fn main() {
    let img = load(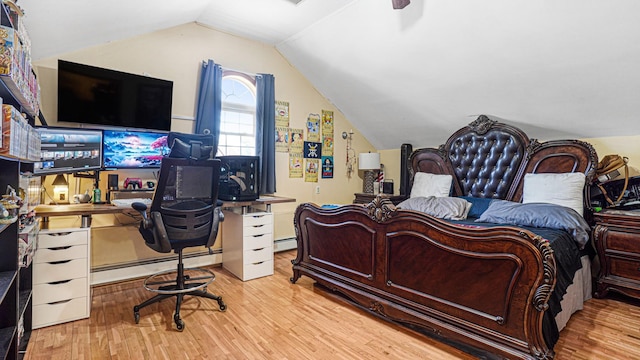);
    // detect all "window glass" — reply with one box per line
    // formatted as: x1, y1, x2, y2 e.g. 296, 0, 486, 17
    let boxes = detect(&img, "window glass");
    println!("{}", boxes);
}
218, 74, 256, 156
